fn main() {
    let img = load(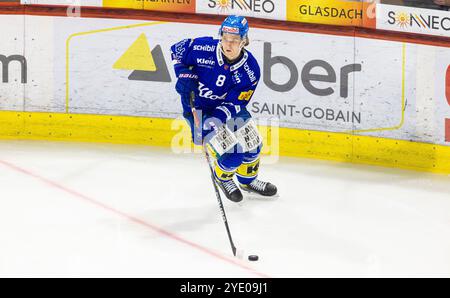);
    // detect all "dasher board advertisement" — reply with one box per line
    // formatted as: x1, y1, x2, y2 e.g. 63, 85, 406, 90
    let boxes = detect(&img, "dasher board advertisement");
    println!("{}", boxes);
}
377, 4, 450, 38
